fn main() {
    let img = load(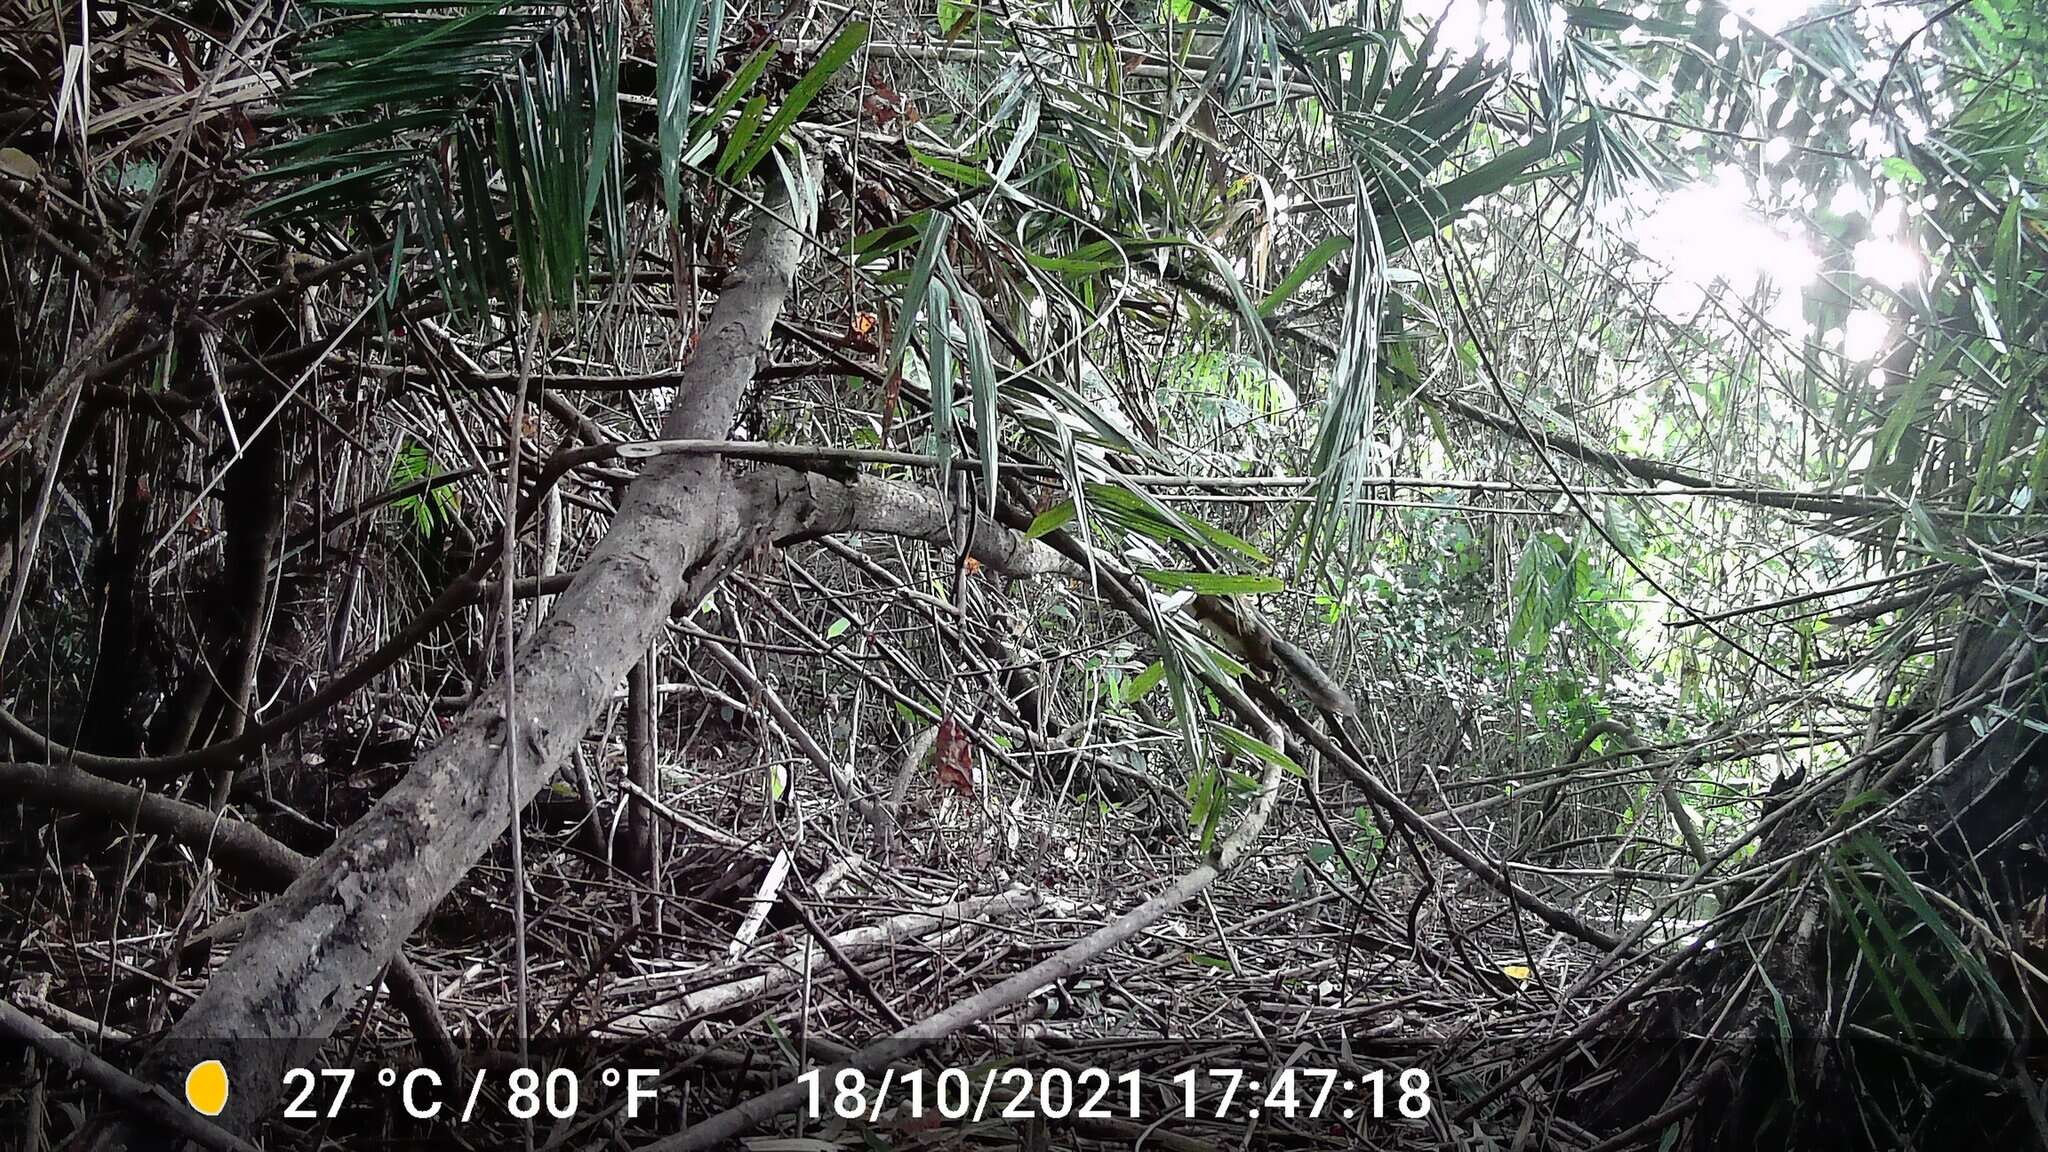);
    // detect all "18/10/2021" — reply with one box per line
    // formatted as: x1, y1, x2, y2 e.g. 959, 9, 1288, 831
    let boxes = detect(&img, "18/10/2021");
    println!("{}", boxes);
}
798, 1065, 1435, 1123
